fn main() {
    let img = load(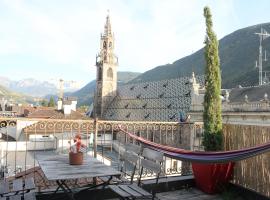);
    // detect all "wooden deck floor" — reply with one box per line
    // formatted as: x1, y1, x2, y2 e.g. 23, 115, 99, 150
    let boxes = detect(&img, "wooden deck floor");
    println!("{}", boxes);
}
156, 188, 221, 200
109, 188, 222, 200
